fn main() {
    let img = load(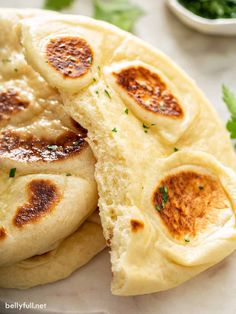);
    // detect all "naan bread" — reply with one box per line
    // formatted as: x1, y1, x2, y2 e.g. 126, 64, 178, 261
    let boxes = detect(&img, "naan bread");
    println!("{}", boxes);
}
19, 14, 236, 295
0, 211, 105, 289
0, 9, 102, 269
